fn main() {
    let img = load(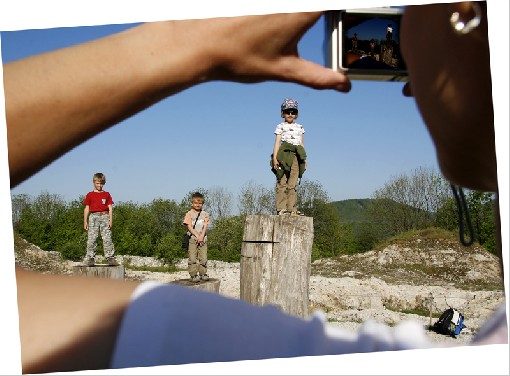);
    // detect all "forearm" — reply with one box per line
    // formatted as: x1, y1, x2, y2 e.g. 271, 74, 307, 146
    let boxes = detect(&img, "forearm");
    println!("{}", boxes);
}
5, 12, 350, 187
5, 21, 213, 187
200, 225, 208, 239
83, 207, 89, 227
187, 224, 198, 237
273, 135, 281, 162
16, 267, 139, 374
